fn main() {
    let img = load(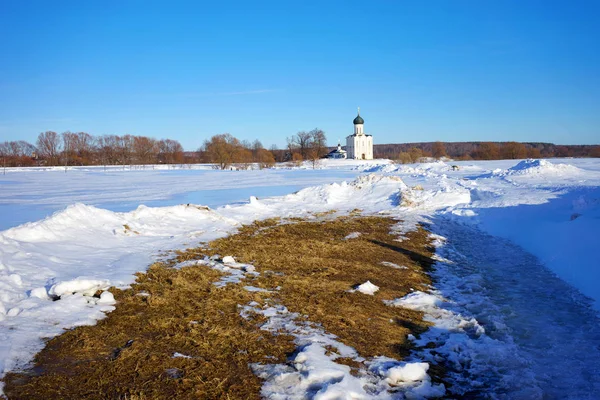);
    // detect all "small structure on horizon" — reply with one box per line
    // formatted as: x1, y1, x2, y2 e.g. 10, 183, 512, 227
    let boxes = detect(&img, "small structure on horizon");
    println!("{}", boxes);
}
346, 108, 373, 160
326, 141, 348, 159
